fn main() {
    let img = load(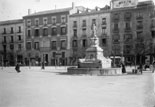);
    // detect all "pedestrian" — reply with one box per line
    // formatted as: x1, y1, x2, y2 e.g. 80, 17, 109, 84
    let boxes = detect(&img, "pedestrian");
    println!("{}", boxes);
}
41, 62, 45, 69
138, 63, 143, 74
121, 62, 126, 73
15, 63, 21, 73
152, 61, 155, 73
